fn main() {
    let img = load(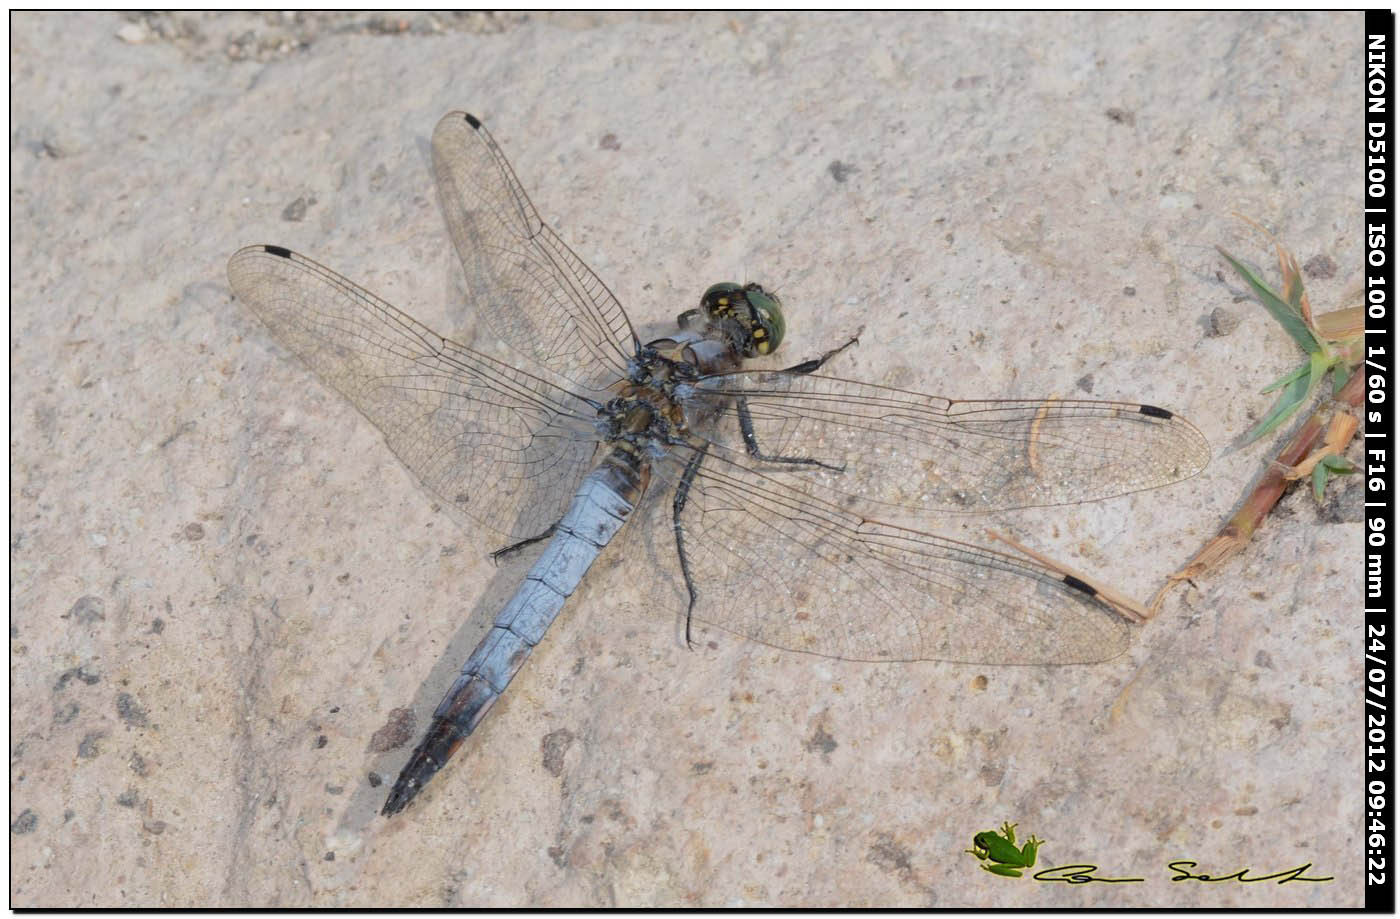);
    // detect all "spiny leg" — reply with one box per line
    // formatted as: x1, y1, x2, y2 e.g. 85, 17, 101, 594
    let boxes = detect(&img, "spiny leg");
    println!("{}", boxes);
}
737, 397, 845, 472
672, 444, 708, 649
779, 326, 863, 375
489, 523, 557, 565
735, 327, 860, 472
